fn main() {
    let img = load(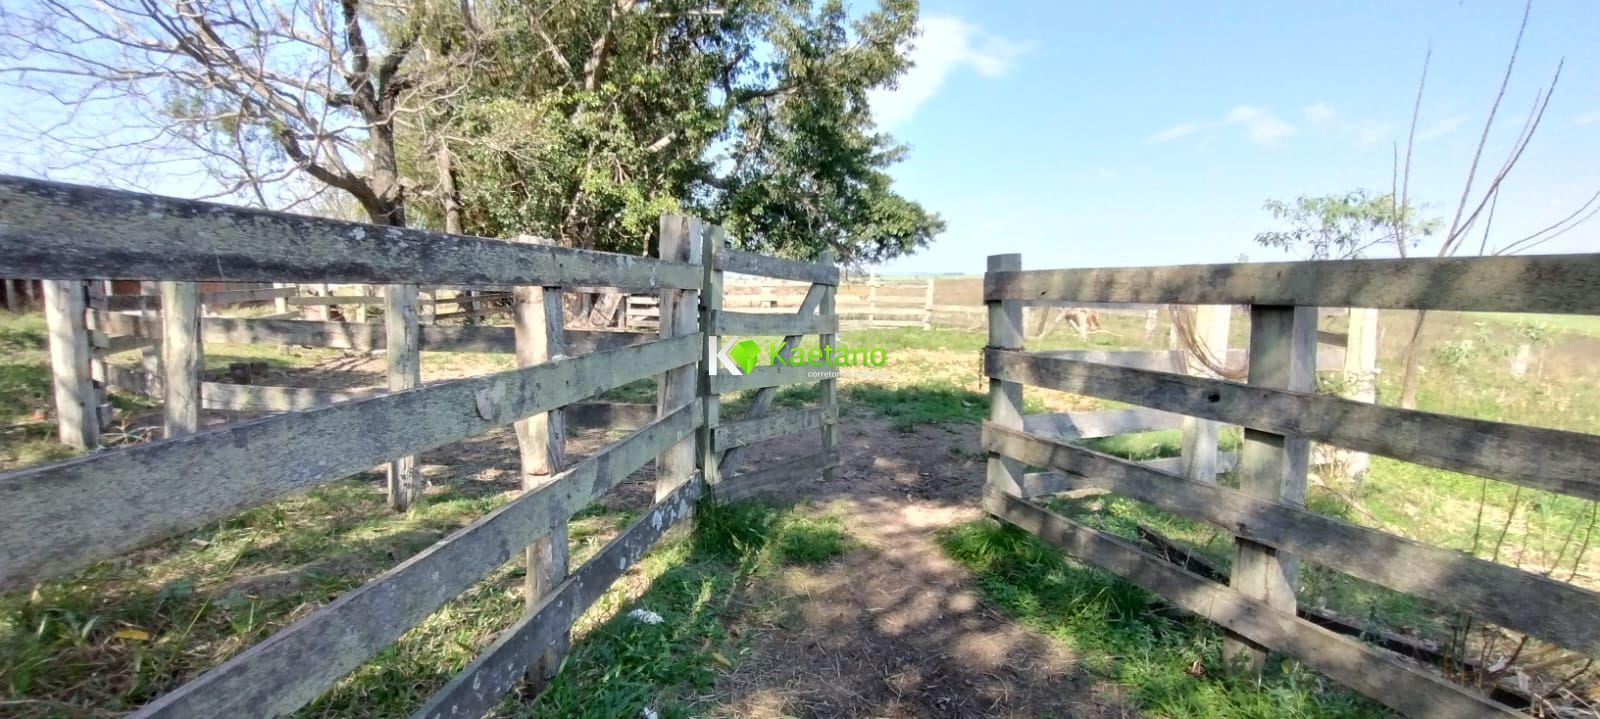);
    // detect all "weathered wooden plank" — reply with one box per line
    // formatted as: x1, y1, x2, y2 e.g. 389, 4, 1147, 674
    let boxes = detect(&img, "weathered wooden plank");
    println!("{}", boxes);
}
713, 406, 837, 451
712, 309, 837, 336
1021, 407, 1186, 441
985, 349, 1600, 502
716, 283, 828, 477
983, 488, 1518, 718
285, 294, 389, 307
1019, 452, 1241, 497
1035, 348, 1347, 373
981, 422, 1600, 657
983, 253, 1600, 314
104, 363, 155, 395
708, 361, 817, 394
715, 248, 840, 286
1227, 305, 1315, 668
43, 280, 98, 449
817, 250, 840, 483
105, 286, 297, 311
199, 383, 382, 412
655, 216, 702, 501
129, 402, 700, 719
511, 233, 569, 685
0, 176, 702, 290
986, 254, 1025, 497
0, 334, 701, 590
699, 230, 727, 489
386, 283, 422, 511
412, 473, 702, 719
97, 315, 646, 356
160, 282, 202, 437
717, 449, 839, 503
